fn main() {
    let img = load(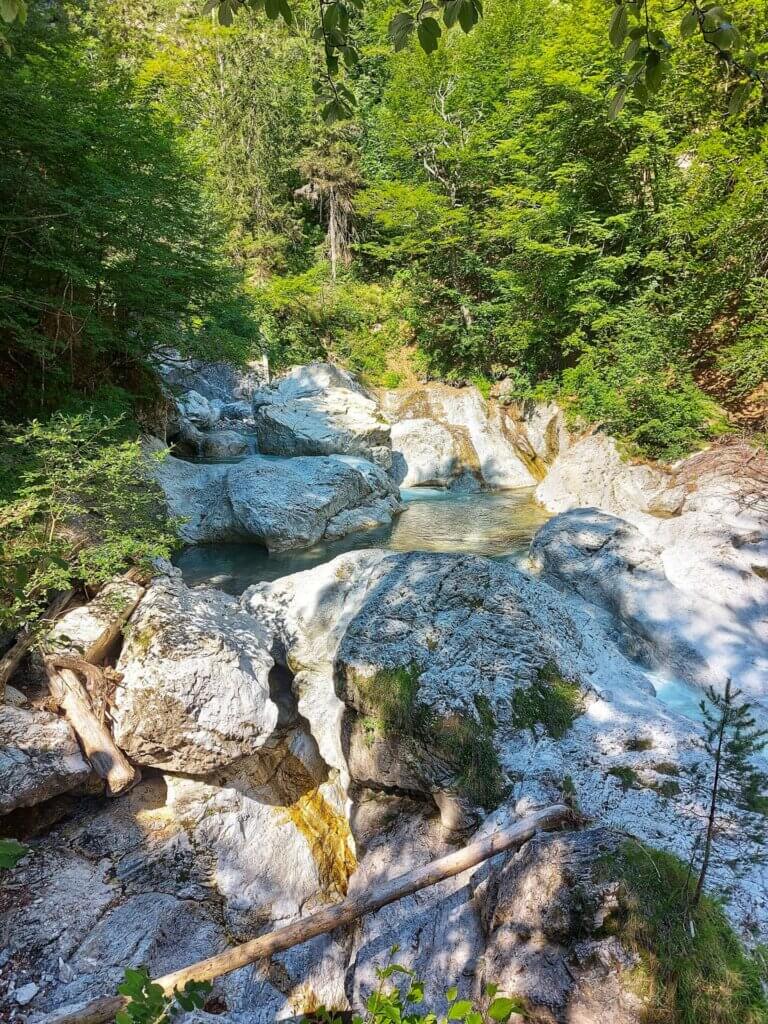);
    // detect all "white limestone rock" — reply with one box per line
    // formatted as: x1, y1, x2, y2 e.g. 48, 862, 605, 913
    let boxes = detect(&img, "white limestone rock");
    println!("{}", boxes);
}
380, 384, 538, 489
178, 390, 223, 430
112, 575, 278, 773
198, 429, 249, 460
536, 434, 684, 519
534, 437, 768, 705
244, 549, 768, 941
151, 447, 403, 549
0, 704, 90, 814
253, 362, 391, 459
